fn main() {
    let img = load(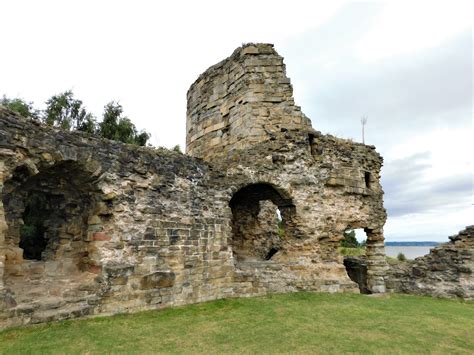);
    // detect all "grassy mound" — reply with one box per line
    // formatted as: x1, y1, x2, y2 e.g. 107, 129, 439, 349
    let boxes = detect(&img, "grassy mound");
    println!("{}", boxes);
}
1, 293, 473, 354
